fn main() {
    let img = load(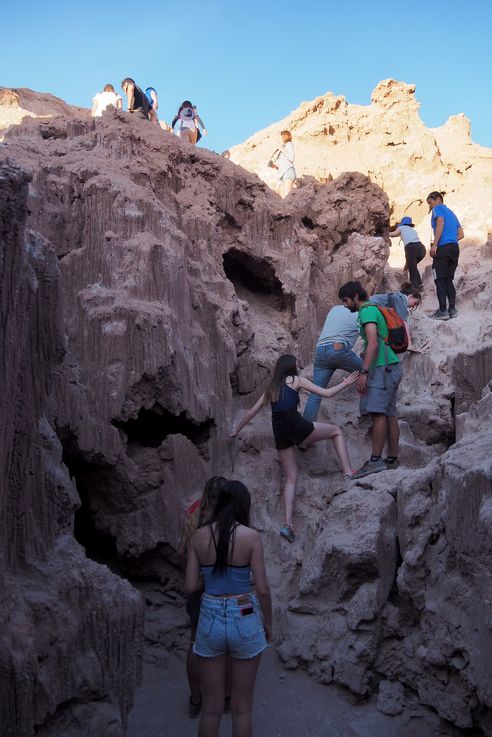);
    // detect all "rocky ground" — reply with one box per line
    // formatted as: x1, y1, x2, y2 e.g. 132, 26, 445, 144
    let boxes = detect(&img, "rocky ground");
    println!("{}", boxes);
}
1, 98, 491, 736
